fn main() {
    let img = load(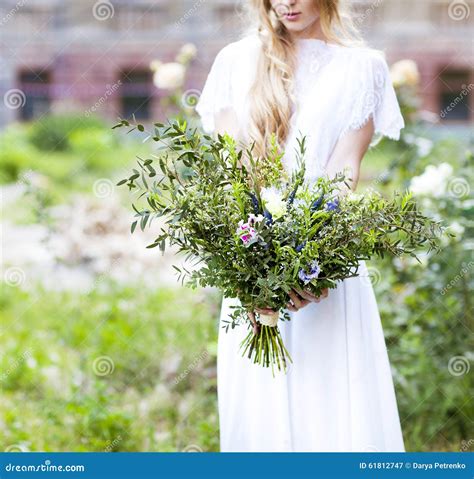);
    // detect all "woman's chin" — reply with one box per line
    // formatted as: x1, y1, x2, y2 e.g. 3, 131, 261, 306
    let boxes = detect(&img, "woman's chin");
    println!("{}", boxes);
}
283, 21, 319, 35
